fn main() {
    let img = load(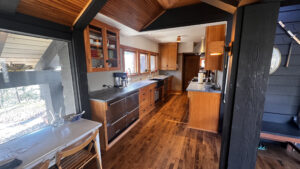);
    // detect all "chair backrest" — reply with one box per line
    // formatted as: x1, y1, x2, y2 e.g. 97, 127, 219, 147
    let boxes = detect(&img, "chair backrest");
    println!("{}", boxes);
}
56, 129, 99, 167
32, 160, 50, 169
